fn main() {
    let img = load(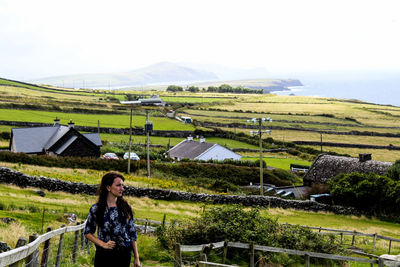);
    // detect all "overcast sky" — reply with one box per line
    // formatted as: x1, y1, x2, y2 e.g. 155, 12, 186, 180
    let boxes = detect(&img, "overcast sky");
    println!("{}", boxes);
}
1, 0, 399, 80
